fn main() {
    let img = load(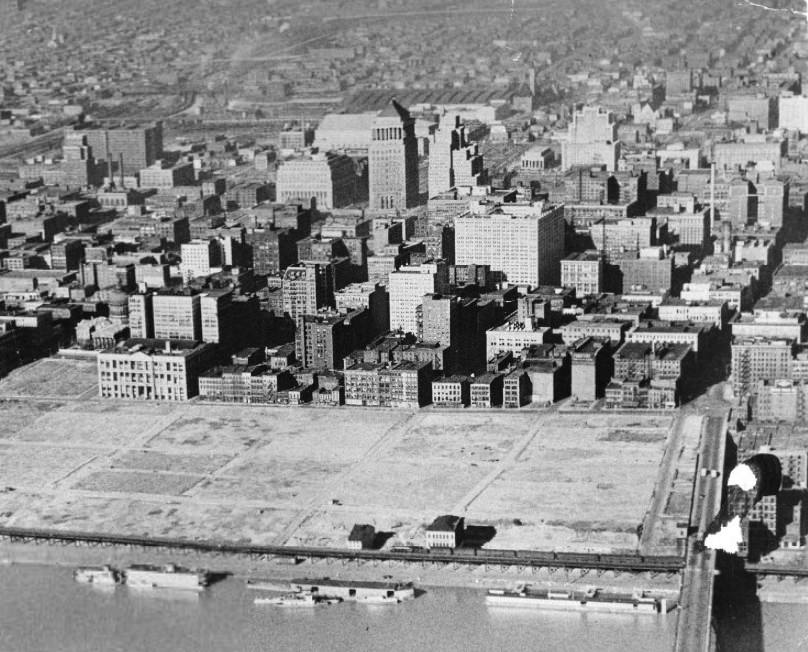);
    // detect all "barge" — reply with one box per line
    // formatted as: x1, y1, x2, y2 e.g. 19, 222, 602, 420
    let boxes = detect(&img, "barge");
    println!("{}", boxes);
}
290, 577, 415, 603
124, 564, 210, 591
74, 565, 120, 586
486, 586, 671, 614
